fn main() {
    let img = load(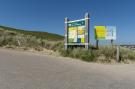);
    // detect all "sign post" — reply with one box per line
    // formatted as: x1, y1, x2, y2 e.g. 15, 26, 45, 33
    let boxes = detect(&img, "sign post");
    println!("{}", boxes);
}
95, 26, 116, 47
85, 13, 90, 49
64, 17, 68, 50
64, 13, 90, 50
116, 45, 120, 62
111, 39, 113, 46
106, 26, 116, 46
96, 40, 99, 49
